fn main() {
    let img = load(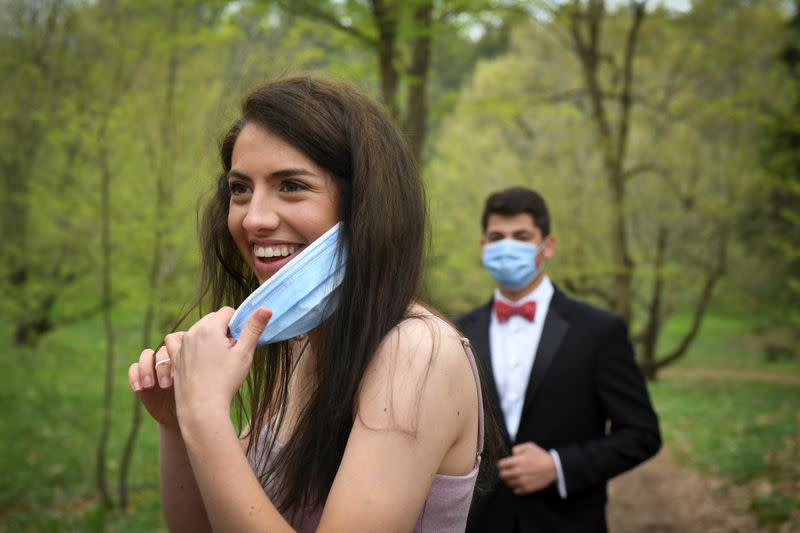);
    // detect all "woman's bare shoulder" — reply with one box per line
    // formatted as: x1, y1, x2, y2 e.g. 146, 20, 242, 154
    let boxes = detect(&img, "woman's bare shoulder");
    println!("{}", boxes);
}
356, 310, 476, 434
